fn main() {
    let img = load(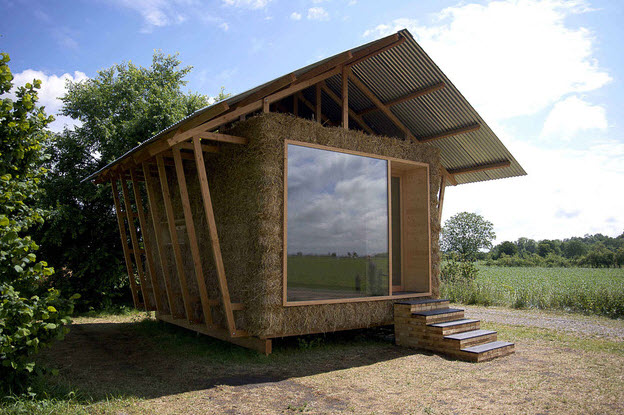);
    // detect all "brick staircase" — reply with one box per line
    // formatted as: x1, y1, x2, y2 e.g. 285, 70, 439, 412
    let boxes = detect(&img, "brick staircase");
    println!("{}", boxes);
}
394, 299, 514, 362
